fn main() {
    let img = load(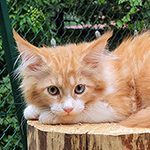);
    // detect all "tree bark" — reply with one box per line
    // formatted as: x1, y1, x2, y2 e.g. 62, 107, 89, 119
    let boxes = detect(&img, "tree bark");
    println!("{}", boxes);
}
27, 120, 150, 150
